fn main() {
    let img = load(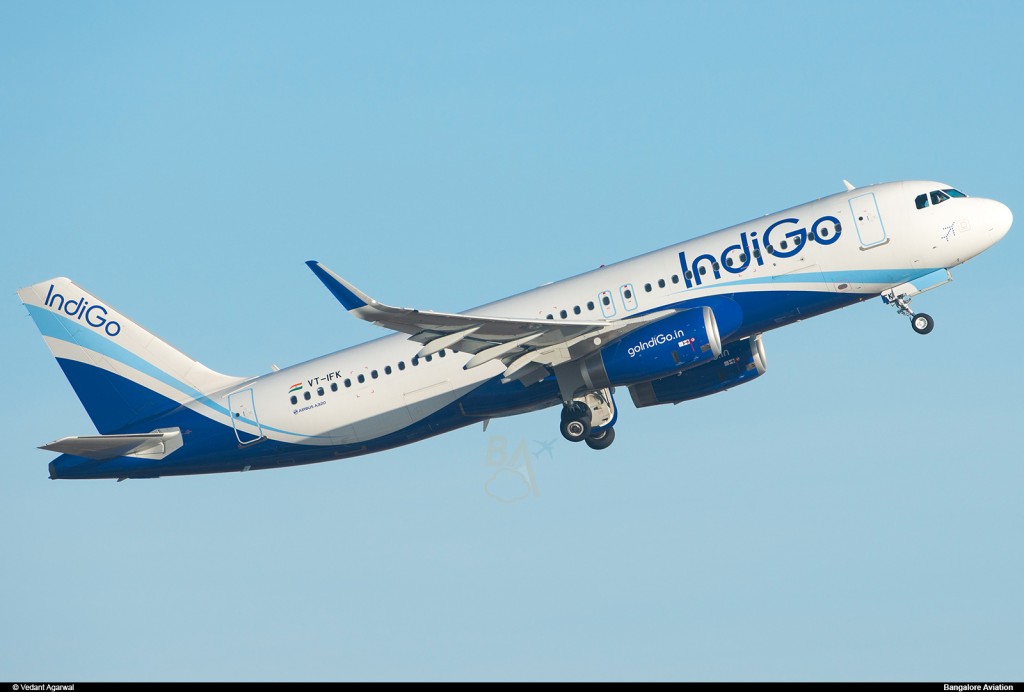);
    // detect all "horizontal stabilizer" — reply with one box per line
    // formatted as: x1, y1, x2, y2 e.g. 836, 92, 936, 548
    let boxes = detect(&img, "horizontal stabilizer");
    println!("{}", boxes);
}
40, 428, 183, 460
